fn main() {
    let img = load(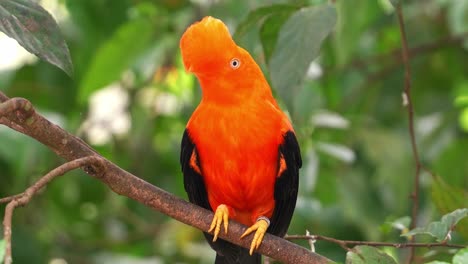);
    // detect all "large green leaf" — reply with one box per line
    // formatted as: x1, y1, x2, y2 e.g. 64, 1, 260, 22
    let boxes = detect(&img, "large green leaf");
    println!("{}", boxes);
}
433, 139, 468, 187
269, 4, 336, 111
0, 0, 73, 76
259, 10, 295, 64
233, 4, 300, 41
428, 248, 468, 264
447, 0, 468, 49
346, 246, 397, 264
78, 17, 155, 102
431, 175, 468, 239
454, 247, 468, 264
402, 208, 468, 241
334, 0, 382, 64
